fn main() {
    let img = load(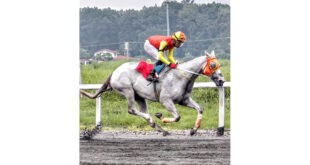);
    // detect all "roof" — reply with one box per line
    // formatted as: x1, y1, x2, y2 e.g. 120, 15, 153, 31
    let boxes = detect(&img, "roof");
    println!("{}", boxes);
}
94, 49, 119, 54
